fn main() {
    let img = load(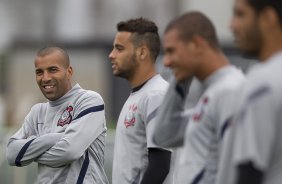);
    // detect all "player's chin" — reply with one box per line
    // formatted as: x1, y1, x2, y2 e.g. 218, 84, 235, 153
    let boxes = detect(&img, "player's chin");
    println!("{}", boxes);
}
173, 71, 185, 81
235, 38, 252, 52
174, 74, 185, 82
113, 70, 120, 76
44, 92, 58, 101
113, 69, 124, 77
178, 74, 194, 83
238, 43, 260, 59
234, 35, 246, 48
112, 67, 118, 75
